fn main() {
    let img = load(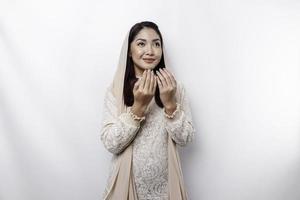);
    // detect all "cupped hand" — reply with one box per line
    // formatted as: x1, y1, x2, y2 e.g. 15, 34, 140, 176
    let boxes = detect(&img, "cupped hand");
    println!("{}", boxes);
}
155, 68, 177, 109
132, 69, 157, 110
